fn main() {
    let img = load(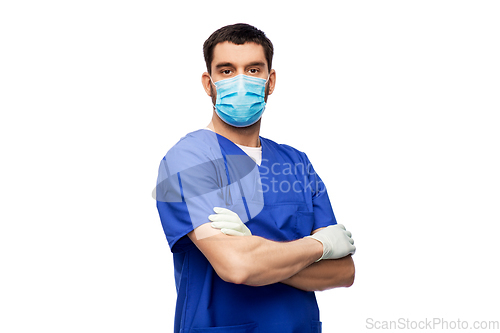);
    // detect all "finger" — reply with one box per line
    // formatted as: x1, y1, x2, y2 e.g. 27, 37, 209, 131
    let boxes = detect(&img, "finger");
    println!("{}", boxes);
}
342, 231, 354, 244
208, 214, 222, 222
350, 244, 356, 255
211, 221, 241, 230
336, 224, 346, 230
221, 228, 244, 236
344, 230, 352, 238
213, 207, 239, 217
208, 214, 240, 223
